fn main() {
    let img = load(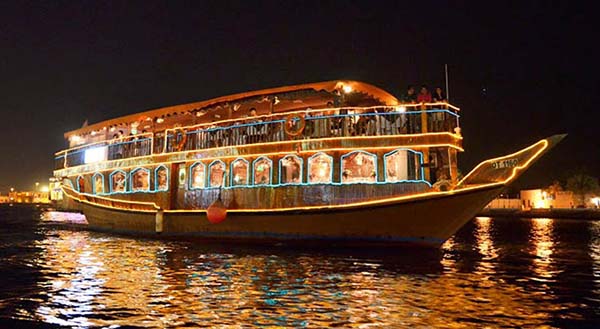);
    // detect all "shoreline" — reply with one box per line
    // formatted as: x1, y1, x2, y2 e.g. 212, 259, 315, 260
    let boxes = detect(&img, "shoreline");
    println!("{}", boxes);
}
478, 208, 600, 220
